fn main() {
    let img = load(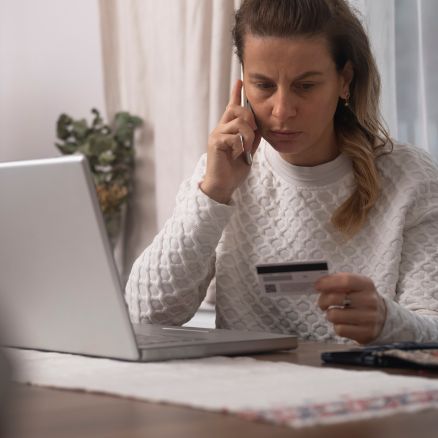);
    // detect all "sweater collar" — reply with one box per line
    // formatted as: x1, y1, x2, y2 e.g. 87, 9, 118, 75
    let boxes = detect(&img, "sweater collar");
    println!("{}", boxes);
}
263, 140, 352, 187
